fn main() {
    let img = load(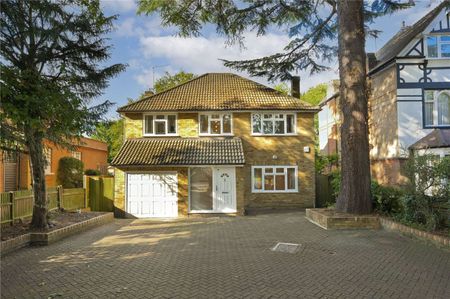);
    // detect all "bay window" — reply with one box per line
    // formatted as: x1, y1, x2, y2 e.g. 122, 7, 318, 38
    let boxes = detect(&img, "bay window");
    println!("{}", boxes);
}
199, 113, 232, 135
252, 113, 296, 135
252, 166, 298, 192
424, 90, 450, 127
426, 35, 450, 58
144, 114, 177, 136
